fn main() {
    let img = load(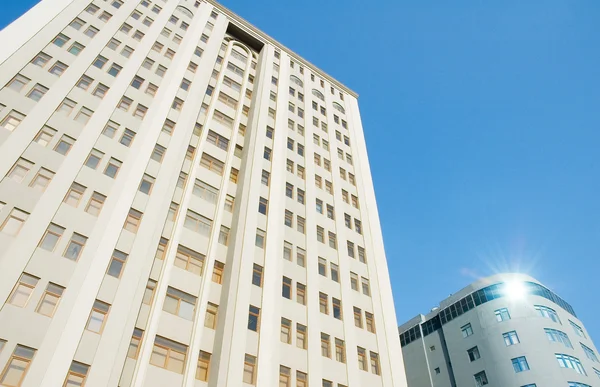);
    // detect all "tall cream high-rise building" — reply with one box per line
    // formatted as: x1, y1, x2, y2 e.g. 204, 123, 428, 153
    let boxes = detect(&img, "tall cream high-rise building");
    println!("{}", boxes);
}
0, 1, 407, 386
